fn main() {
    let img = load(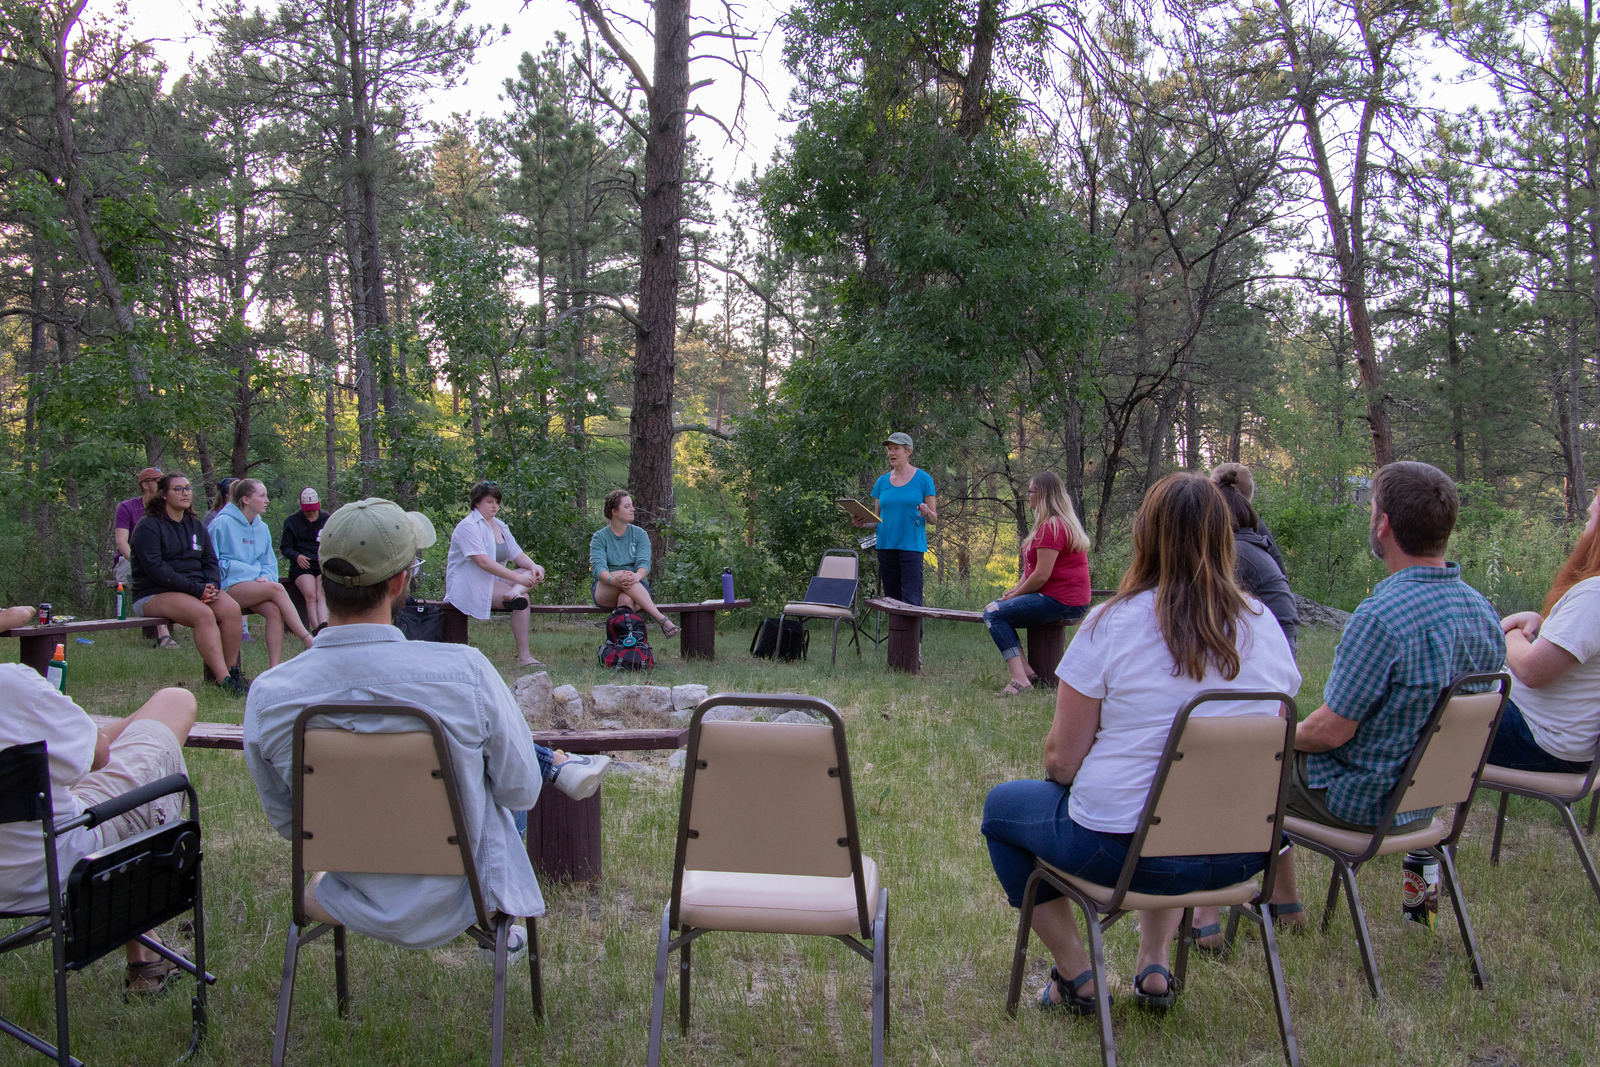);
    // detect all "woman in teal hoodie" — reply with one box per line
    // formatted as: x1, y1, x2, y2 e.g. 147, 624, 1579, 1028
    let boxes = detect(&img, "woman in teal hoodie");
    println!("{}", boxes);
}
208, 479, 314, 667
